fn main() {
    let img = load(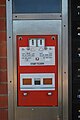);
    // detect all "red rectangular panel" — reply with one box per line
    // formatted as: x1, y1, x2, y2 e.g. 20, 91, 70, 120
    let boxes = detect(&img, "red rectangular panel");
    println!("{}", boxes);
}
17, 35, 58, 106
